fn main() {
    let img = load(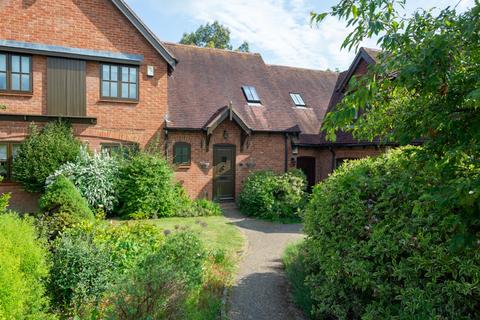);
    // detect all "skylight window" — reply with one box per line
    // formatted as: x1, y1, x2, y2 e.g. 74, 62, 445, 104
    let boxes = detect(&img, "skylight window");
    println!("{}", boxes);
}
290, 93, 306, 107
242, 86, 261, 103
